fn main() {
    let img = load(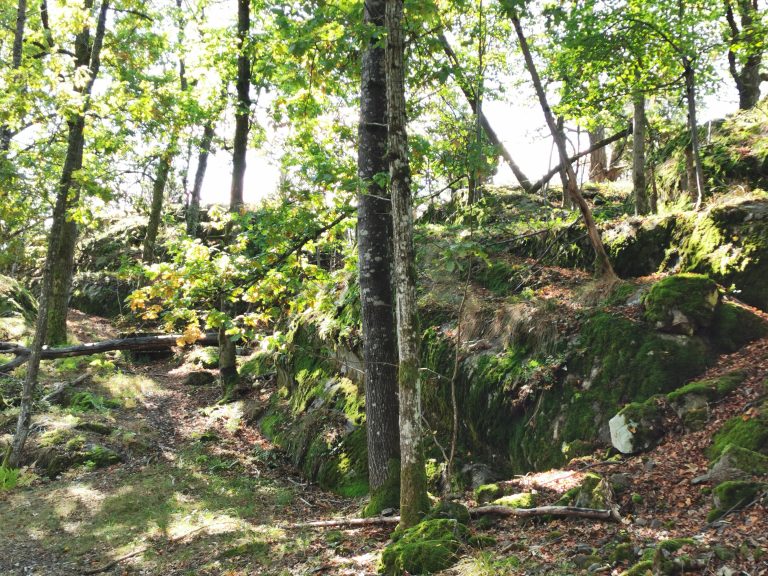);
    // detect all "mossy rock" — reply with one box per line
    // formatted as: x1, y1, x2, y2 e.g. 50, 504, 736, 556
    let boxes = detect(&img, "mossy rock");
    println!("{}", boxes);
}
710, 444, 768, 483
379, 519, 469, 575
574, 472, 612, 509
707, 402, 768, 461
423, 501, 470, 525
0, 275, 37, 323
492, 492, 537, 509
621, 560, 653, 575
708, 480, 767, 521
474, 483, 503, 504
610, 542, 637, 564
604, 215, 677, 278
711, 302, 768, 352
666, 371, 746, 432
643, 274, 719, 335
186, 347, 220, 369
666, 195, 768, 312
609, 399, 667, 454
35, 442, 122, 478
